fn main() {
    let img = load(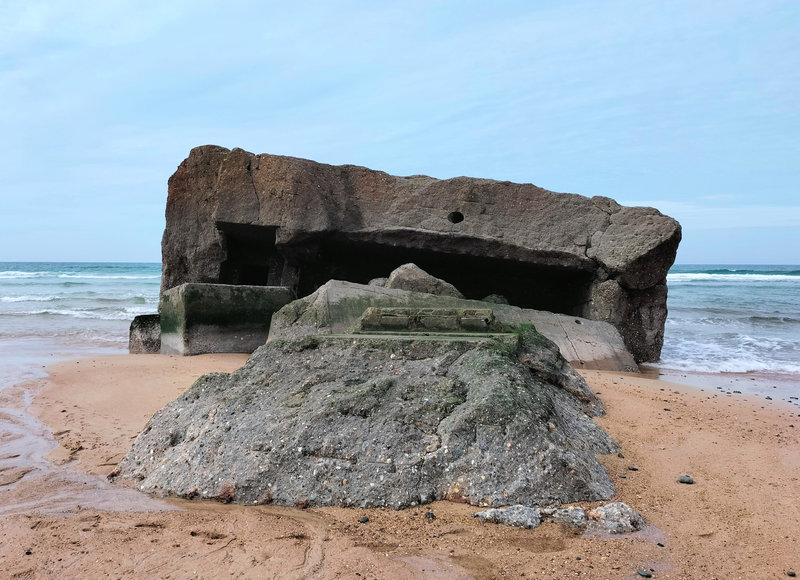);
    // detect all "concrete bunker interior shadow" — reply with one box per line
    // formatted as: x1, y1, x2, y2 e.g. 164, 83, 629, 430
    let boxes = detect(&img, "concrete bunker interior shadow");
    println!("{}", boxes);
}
217, 222, 593, 316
